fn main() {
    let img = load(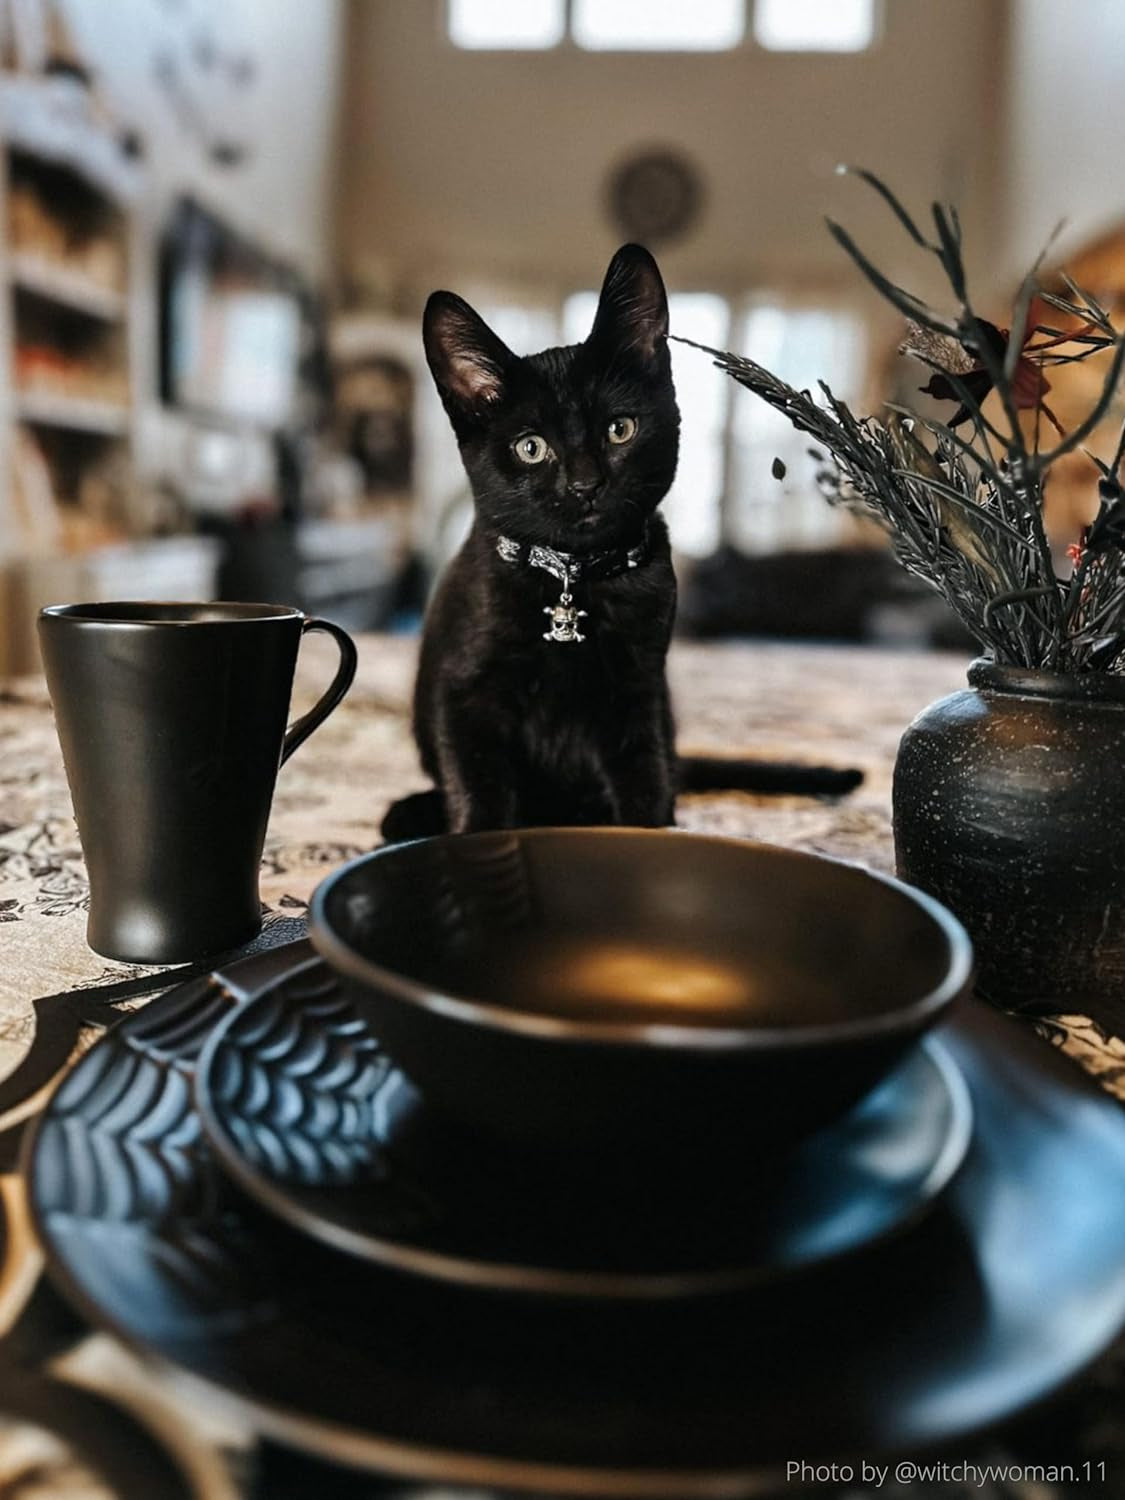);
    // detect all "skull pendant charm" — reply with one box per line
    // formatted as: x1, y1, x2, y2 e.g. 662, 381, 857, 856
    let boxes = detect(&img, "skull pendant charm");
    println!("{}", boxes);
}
543, 592, 587, 644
